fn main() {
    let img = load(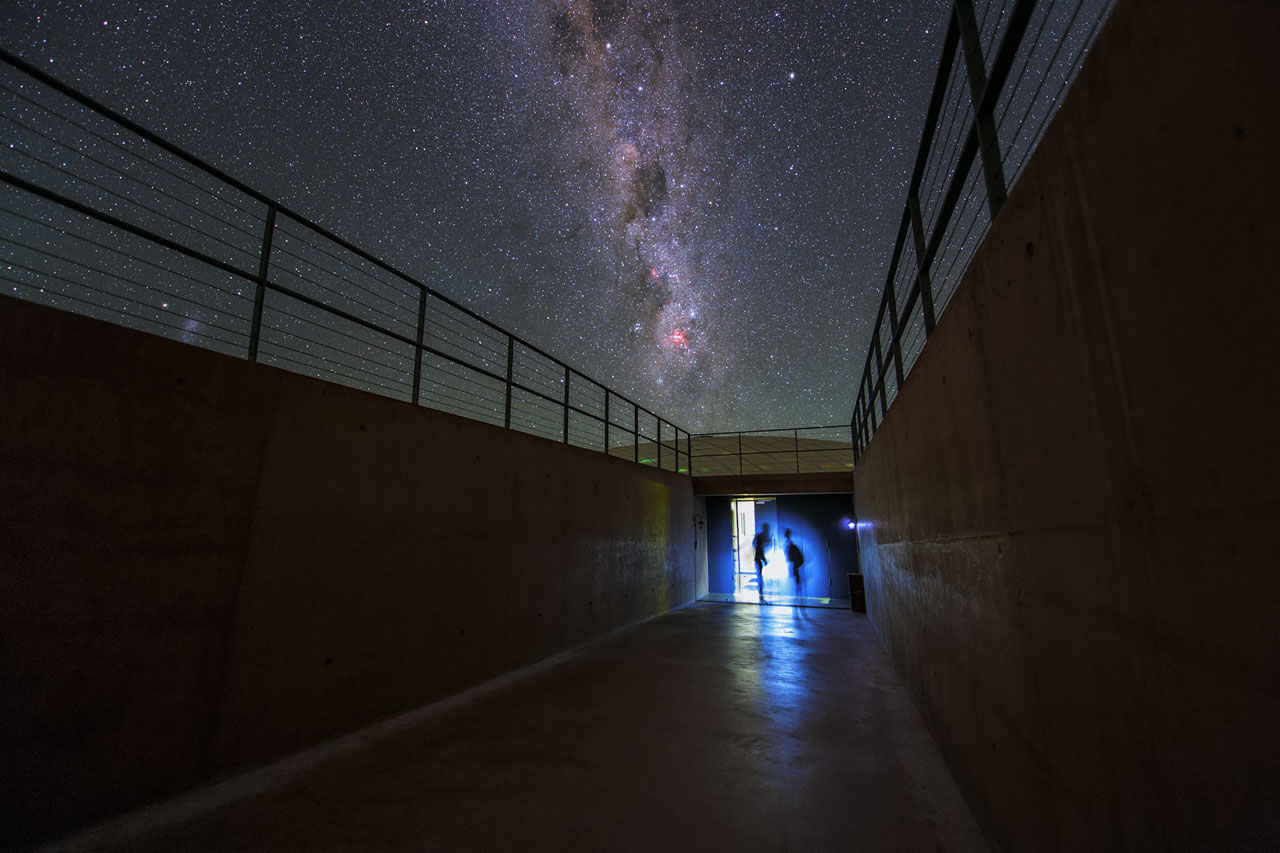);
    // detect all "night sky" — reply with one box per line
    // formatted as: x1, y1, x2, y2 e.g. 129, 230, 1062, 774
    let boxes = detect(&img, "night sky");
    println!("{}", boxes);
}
6, 1, 991, 432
